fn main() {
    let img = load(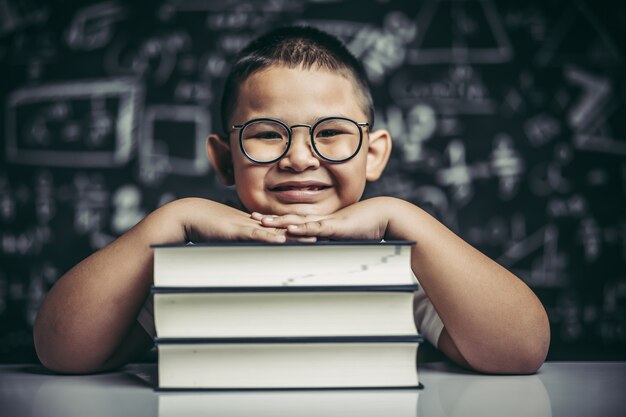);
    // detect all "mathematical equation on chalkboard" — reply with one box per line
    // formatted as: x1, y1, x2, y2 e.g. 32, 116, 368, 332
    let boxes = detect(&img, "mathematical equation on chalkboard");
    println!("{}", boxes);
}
1, 0, 625, 360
